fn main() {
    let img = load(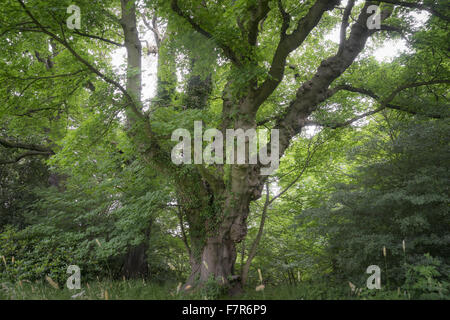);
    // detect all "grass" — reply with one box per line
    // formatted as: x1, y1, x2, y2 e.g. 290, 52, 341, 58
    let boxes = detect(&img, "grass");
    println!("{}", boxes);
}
0, 279, 414, 300
0, 279, 182, 300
